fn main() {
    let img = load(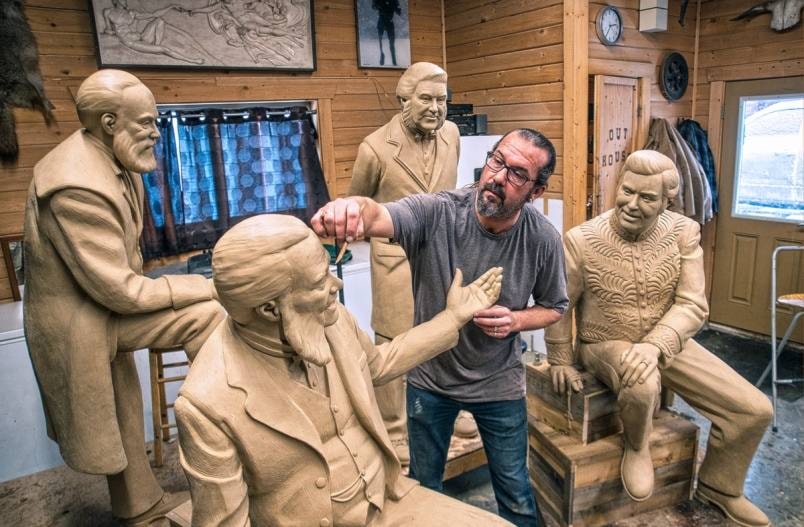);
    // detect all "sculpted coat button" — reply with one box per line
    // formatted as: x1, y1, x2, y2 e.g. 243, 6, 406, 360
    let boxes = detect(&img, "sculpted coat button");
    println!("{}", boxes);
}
319, 519, 331, 527
315, 477, 327, 488
332, 405, 339, 413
